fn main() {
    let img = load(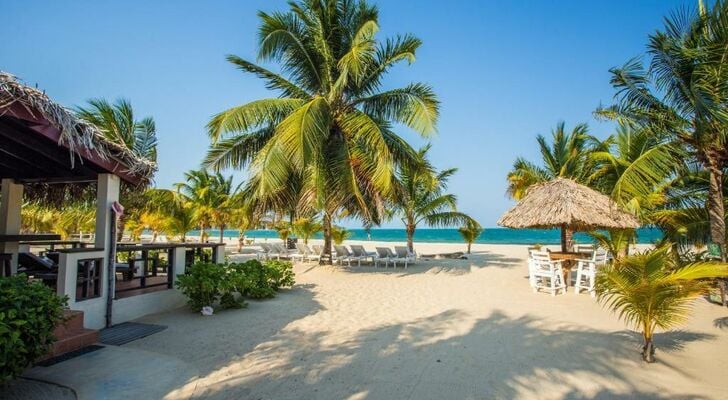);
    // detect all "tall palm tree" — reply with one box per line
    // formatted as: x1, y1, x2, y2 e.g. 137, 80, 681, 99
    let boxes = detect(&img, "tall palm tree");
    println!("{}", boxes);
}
506, 121, 594, 200
203, 0, 438, 263
597, 1, 728, 261
595, 247, 728, 362
393, 145, 476, 253
75, 98, 158, 162
506, 122, 594, 250
175, 170, 238, 243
